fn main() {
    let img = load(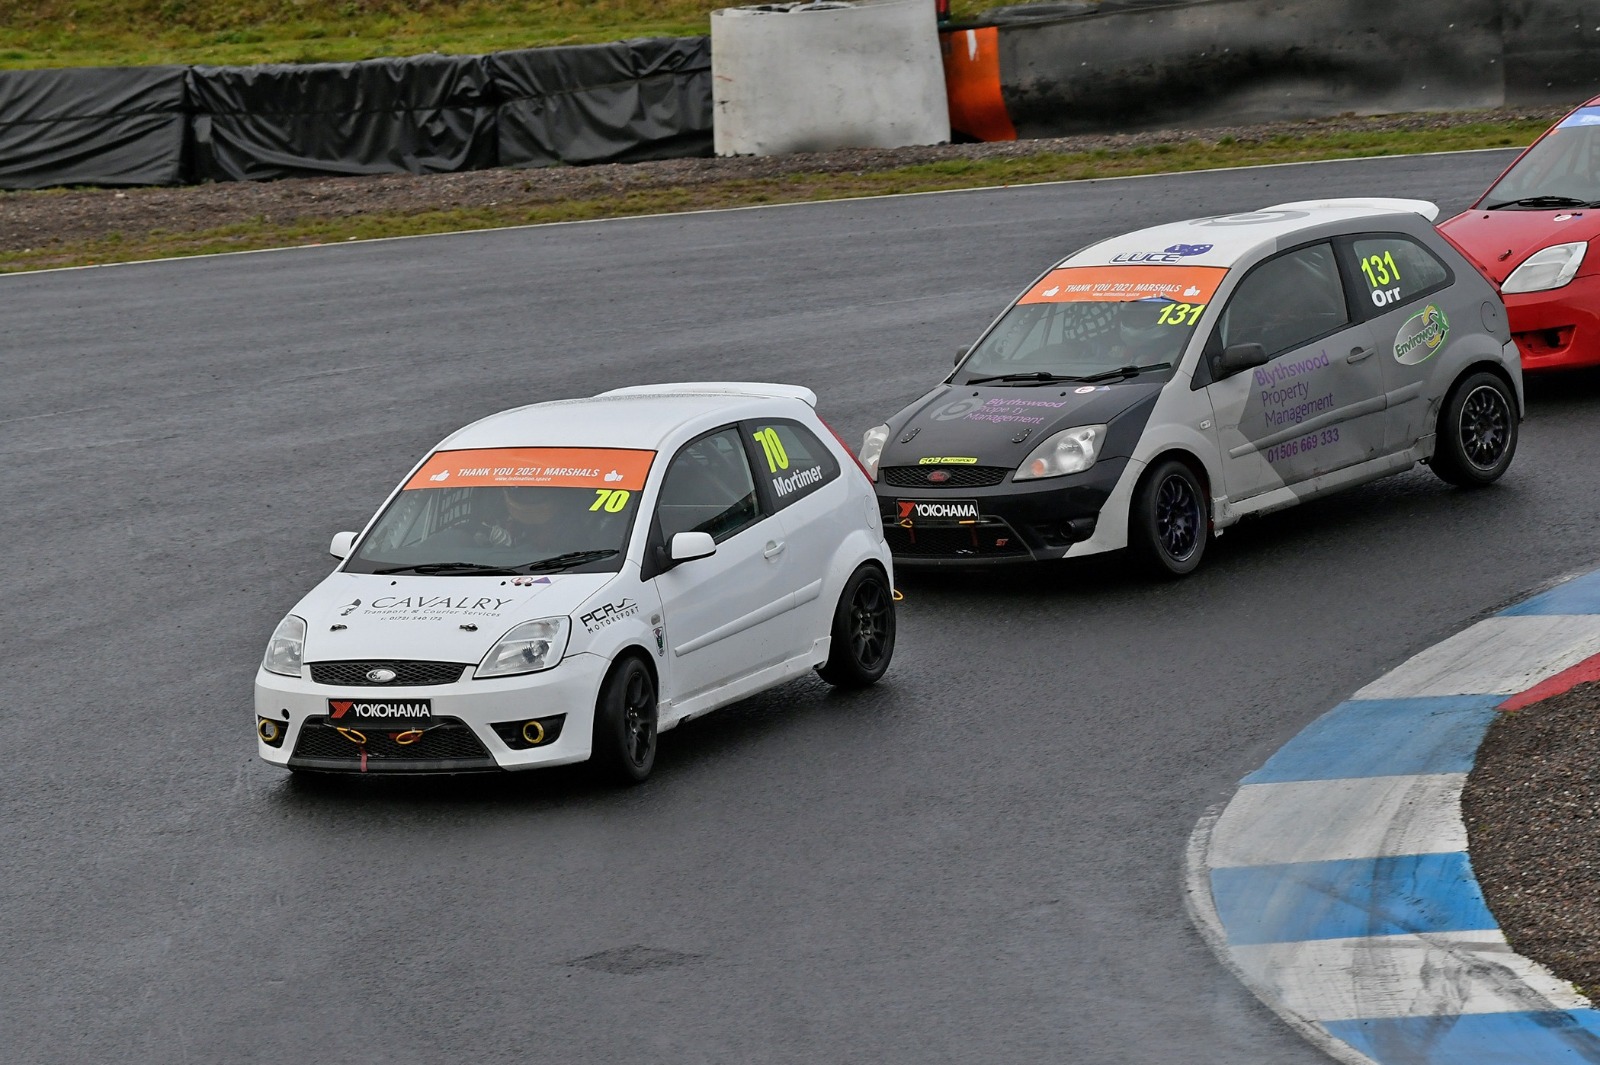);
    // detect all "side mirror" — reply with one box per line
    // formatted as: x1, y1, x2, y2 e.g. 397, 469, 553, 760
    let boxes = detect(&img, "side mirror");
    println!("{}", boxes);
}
669, 531, 716, 564
954, 345, 973, 366
1212, 342, 1269, 379
329, 531, 357, 560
